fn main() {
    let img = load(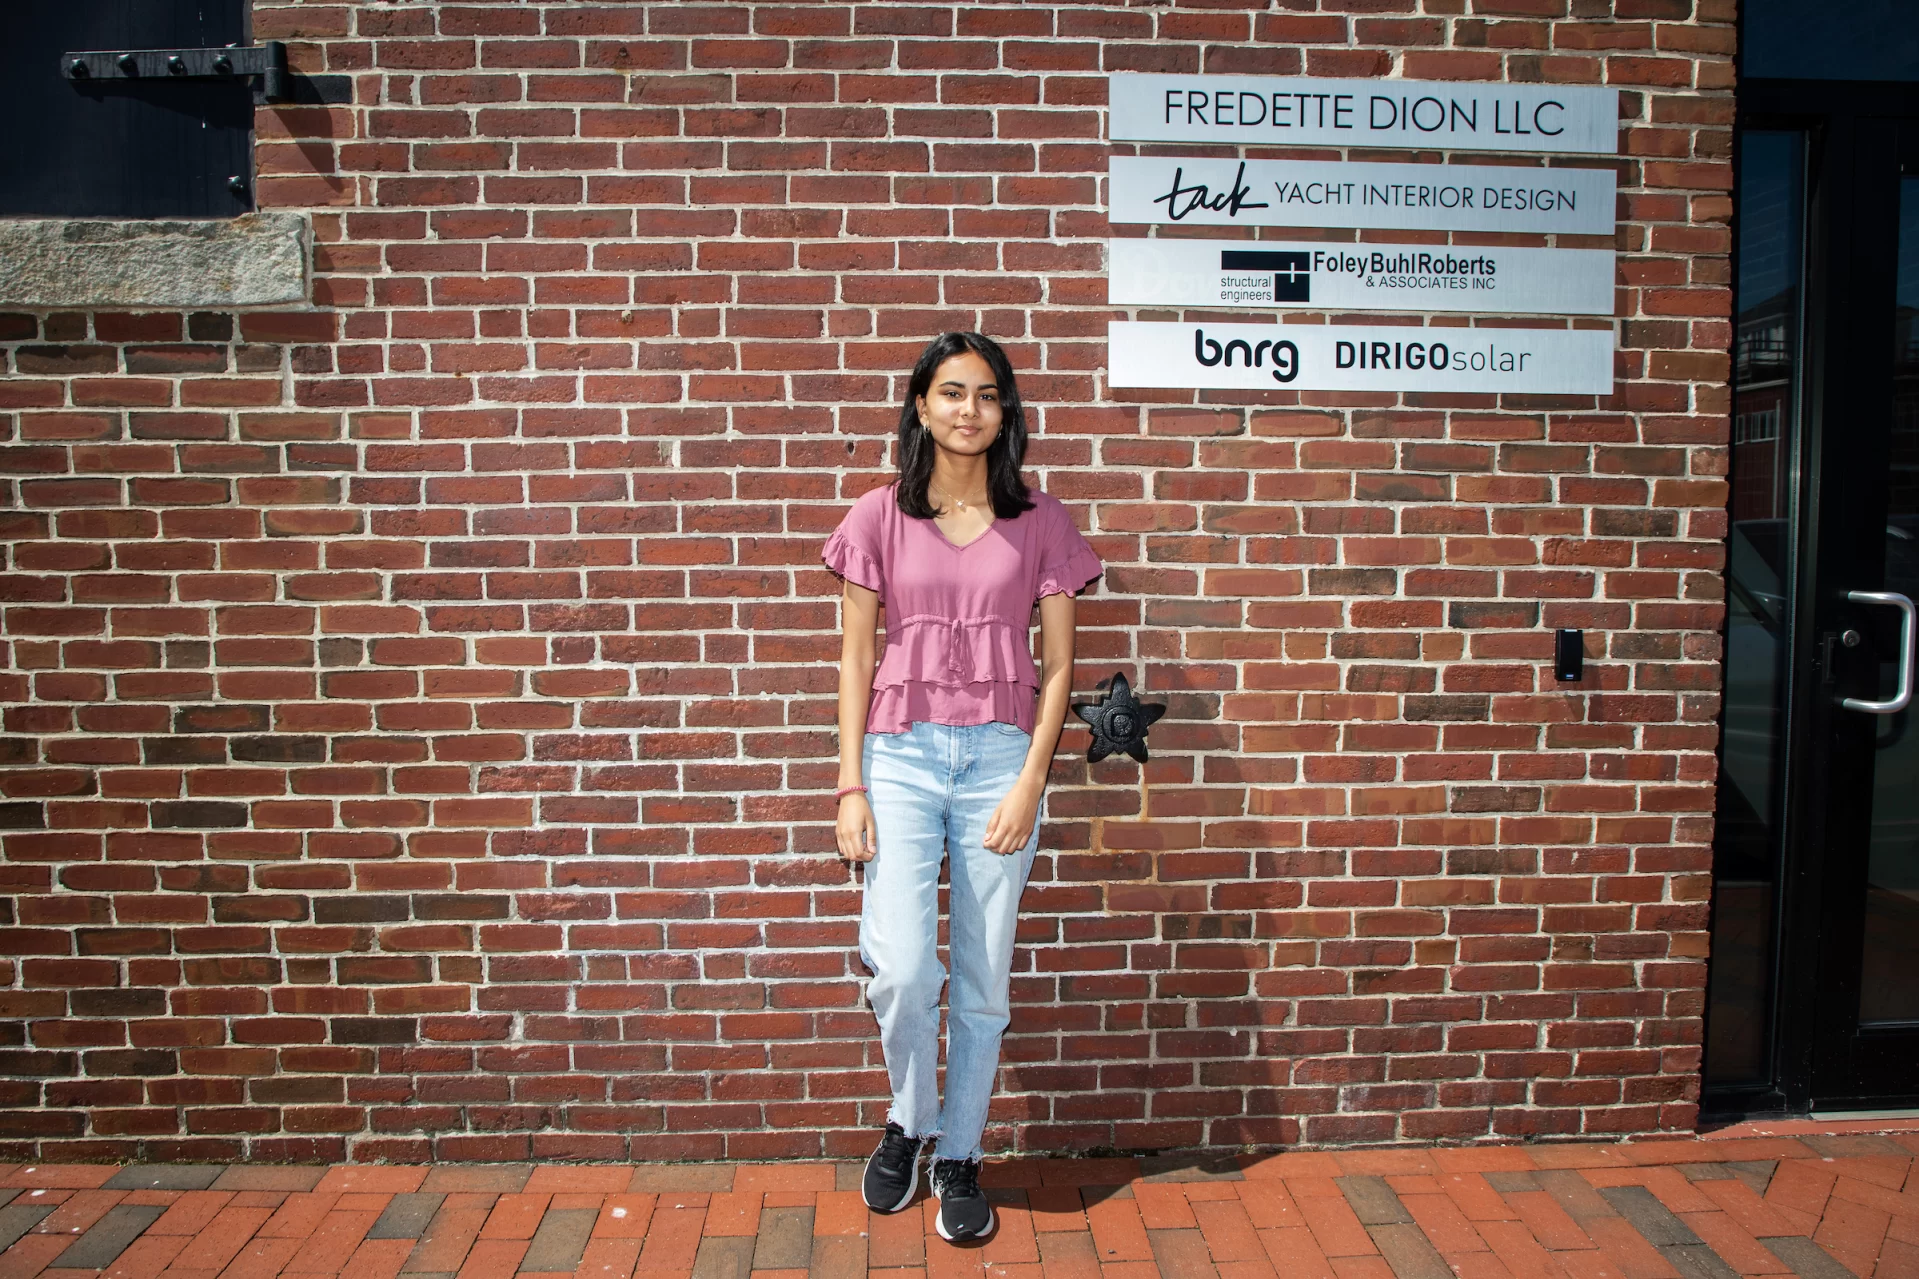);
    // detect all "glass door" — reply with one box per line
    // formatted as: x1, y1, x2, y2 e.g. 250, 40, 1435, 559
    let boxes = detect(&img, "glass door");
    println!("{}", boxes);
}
1815, 119, 1919, 1102
1707, 85, 1919, 1113
1864, 181, 1919, 1031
